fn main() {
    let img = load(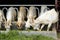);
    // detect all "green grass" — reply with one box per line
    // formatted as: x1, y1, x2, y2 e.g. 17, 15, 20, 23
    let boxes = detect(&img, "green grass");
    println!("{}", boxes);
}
0, 30, 55, 40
